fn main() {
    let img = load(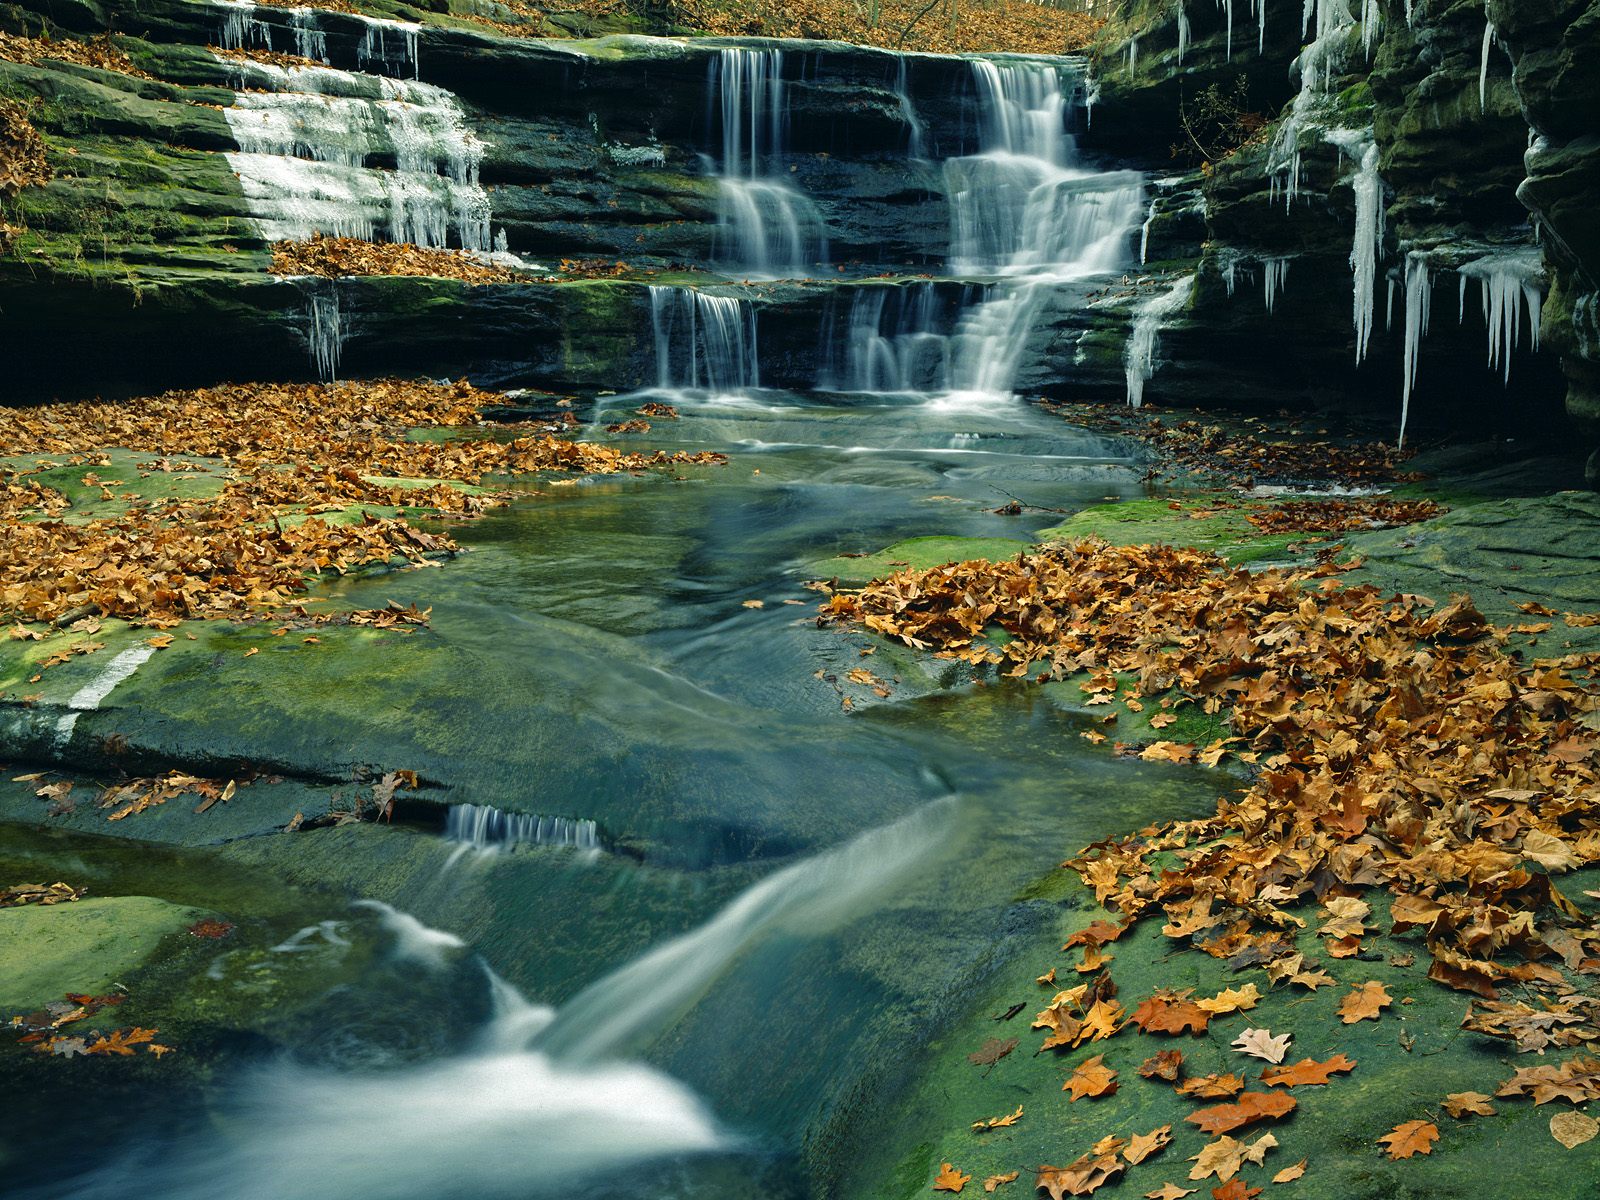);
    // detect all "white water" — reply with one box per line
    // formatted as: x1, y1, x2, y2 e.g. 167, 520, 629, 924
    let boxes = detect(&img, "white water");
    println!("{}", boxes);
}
221, 64, 491, 250
650, 285, 760, 393
1479, 17, 1496, 111
443, 802, 601, 865
44, 804, 950, 1200
893, 58, 927, 159
214, 2, 419, 76
352, 899, 467, 968
1124, 273, 1194, 407
709, 48, 827, 277
835, 60, 1141, 403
